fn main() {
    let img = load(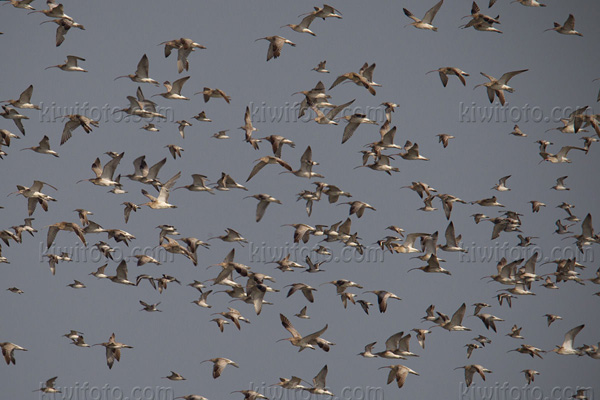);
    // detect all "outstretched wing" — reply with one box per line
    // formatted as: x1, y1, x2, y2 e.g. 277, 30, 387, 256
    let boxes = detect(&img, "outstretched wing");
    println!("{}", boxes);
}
280, 313, 300, 338
136, 54, 150, 78
423, 0, 444, 24
498, 69, 528, 85
450, 303, 467, 327
61, 120, 80, 145
157, 171, 181, 202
